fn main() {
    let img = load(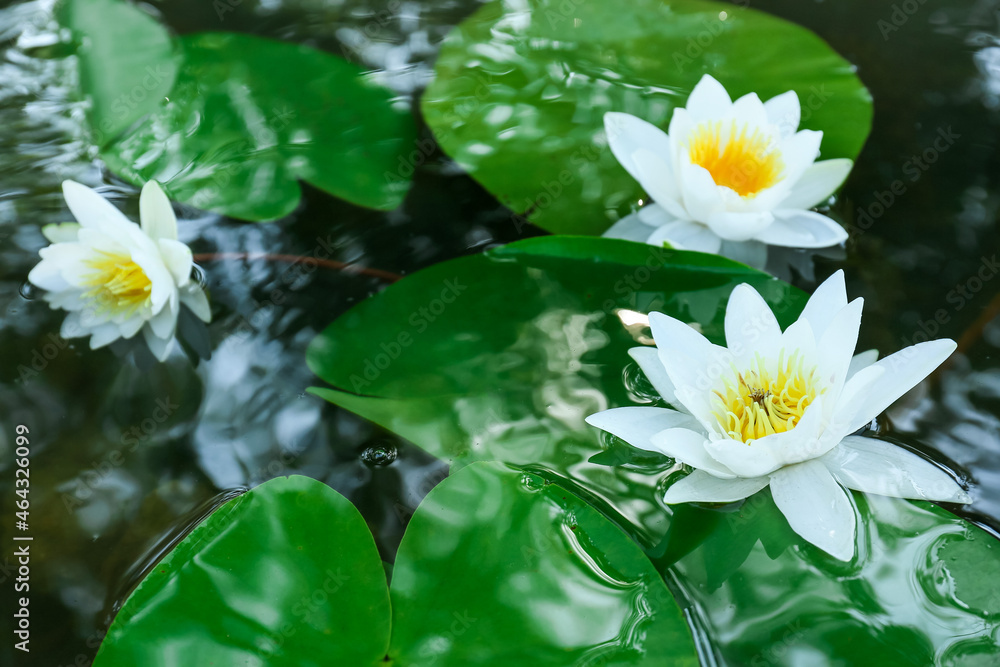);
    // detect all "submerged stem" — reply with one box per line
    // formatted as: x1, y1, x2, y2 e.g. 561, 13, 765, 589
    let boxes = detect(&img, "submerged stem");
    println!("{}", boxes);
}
191, 252, 401, 283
